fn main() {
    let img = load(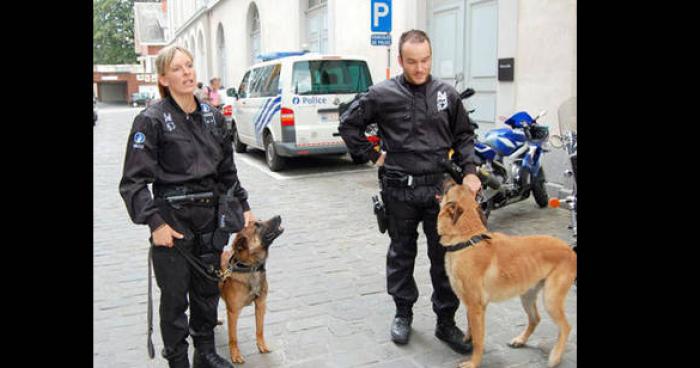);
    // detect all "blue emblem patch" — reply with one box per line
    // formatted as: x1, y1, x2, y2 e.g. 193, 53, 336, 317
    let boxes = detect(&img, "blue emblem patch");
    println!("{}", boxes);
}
292, 96, 300, 105
134, 132, 146, 144
201, 103, 210, 112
